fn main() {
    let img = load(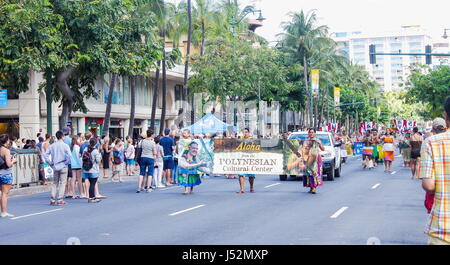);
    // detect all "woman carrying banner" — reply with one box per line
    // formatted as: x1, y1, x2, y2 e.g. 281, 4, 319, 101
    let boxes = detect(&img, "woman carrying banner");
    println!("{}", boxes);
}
288, 140, 322, 194
236, 128, 256, 194
177, 142, 211, 195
